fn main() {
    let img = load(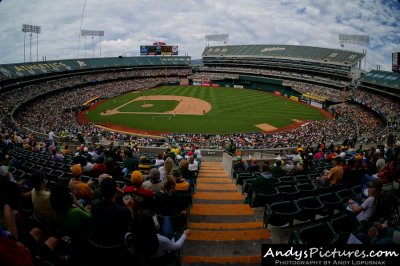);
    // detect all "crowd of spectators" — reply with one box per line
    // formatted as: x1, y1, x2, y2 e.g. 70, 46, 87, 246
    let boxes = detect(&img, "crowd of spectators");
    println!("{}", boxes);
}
0, 66, 399, 151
